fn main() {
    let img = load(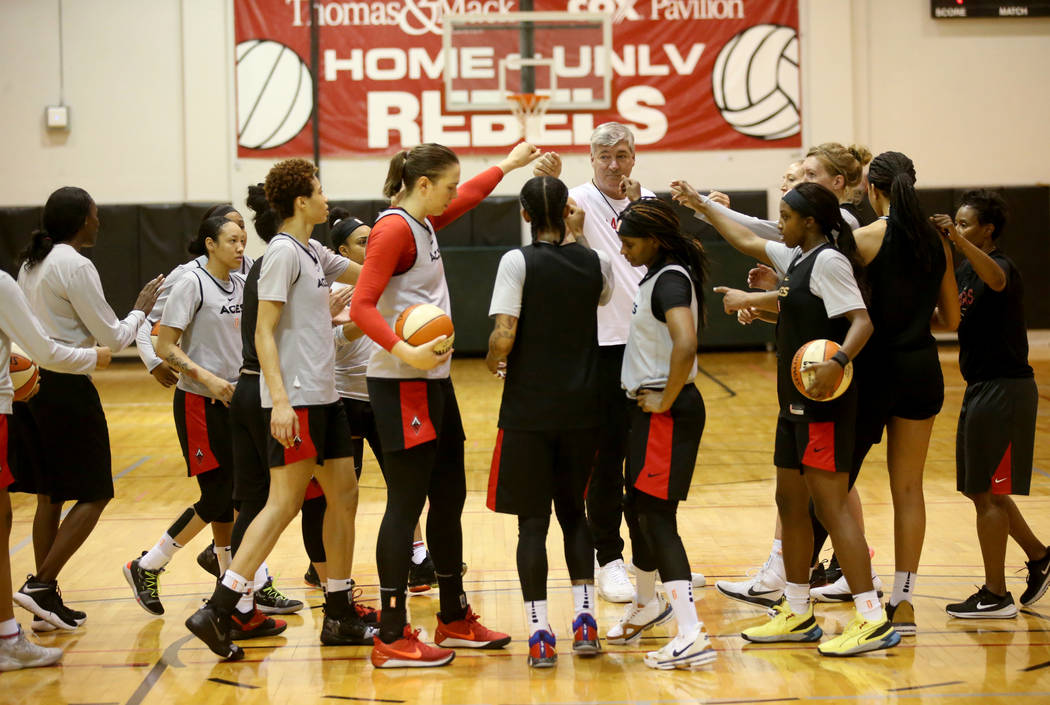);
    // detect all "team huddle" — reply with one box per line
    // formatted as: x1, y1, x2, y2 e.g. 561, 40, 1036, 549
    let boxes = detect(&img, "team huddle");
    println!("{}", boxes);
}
0, 123, 1047, 673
